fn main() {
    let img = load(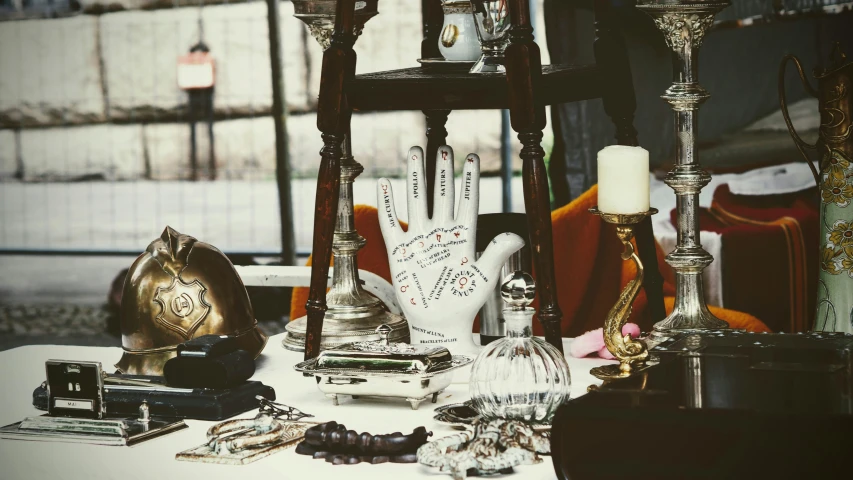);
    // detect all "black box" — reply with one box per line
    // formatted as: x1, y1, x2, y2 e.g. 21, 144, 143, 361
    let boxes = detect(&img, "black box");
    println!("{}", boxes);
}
34, 376, 274, 421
